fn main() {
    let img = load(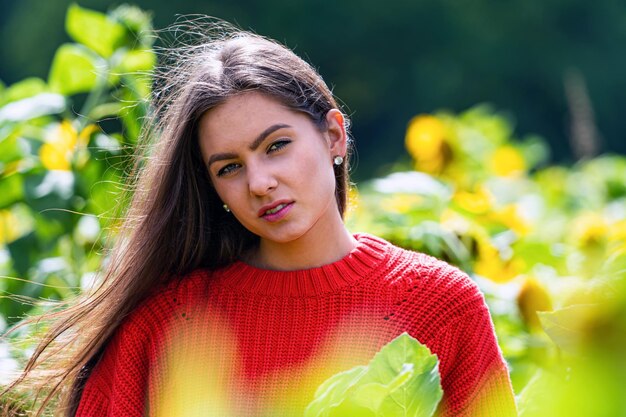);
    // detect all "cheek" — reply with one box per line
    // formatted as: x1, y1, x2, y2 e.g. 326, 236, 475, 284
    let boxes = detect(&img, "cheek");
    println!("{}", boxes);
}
304, 156, 336, 195
212, 181, 235, 205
